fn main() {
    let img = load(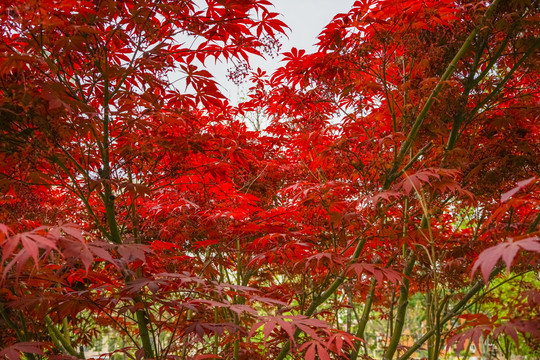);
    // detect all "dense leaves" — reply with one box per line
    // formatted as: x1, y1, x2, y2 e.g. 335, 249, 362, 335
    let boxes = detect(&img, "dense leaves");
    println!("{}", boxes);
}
1, 0, 539, 359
